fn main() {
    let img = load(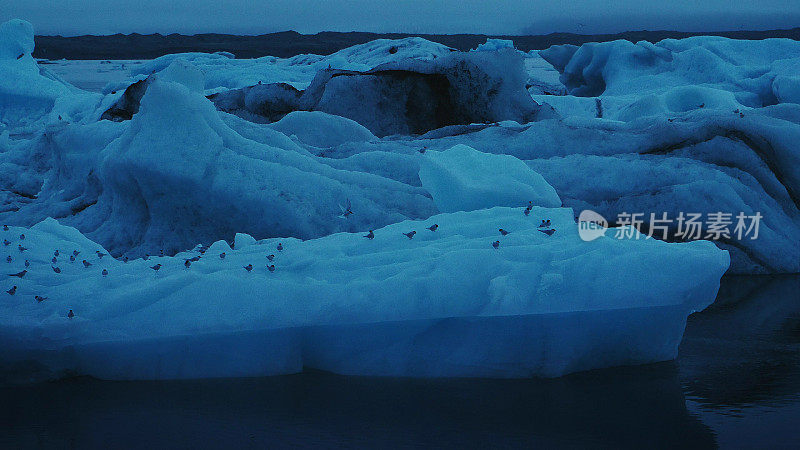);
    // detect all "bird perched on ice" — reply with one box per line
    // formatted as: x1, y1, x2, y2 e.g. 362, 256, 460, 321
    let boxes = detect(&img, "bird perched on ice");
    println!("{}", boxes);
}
277, 243, 283, 252
96, 251, 106, 259
82, 260, 92, 268
339, 199, 354, 218
8, 270, 26, 278
403, 231, 416, 239
18, 244, 26, 252
150, 264, 161, 272
51, 256, 57, 264
5, 256, 11, 263
427, 224, 438, 232
2, 225, 7, 231
499, 229, 509, 236
67, 310, 74, 319
19, 234, 24, 240
54, 250, 59, 257
267, 254, 275, 261
3, 239, 9, 246
364, 231, 374, 240
539, 229, 556, 236
267, 264, 275, 272
102, 269, 108, 277
52, 266, 61, 273
6, 286, 16, 295
69, 255, 76, 262
219, 252, 226, 260
123, 256, 129, 263
524, 207, 531, 216
72, 250, 80, 256
24, 260, 29, 268
244, 264, 253, 272
184, 259, 192, 268
539, 219, 550, 228
35, 295, 47, 302
492, 240, 500, 249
